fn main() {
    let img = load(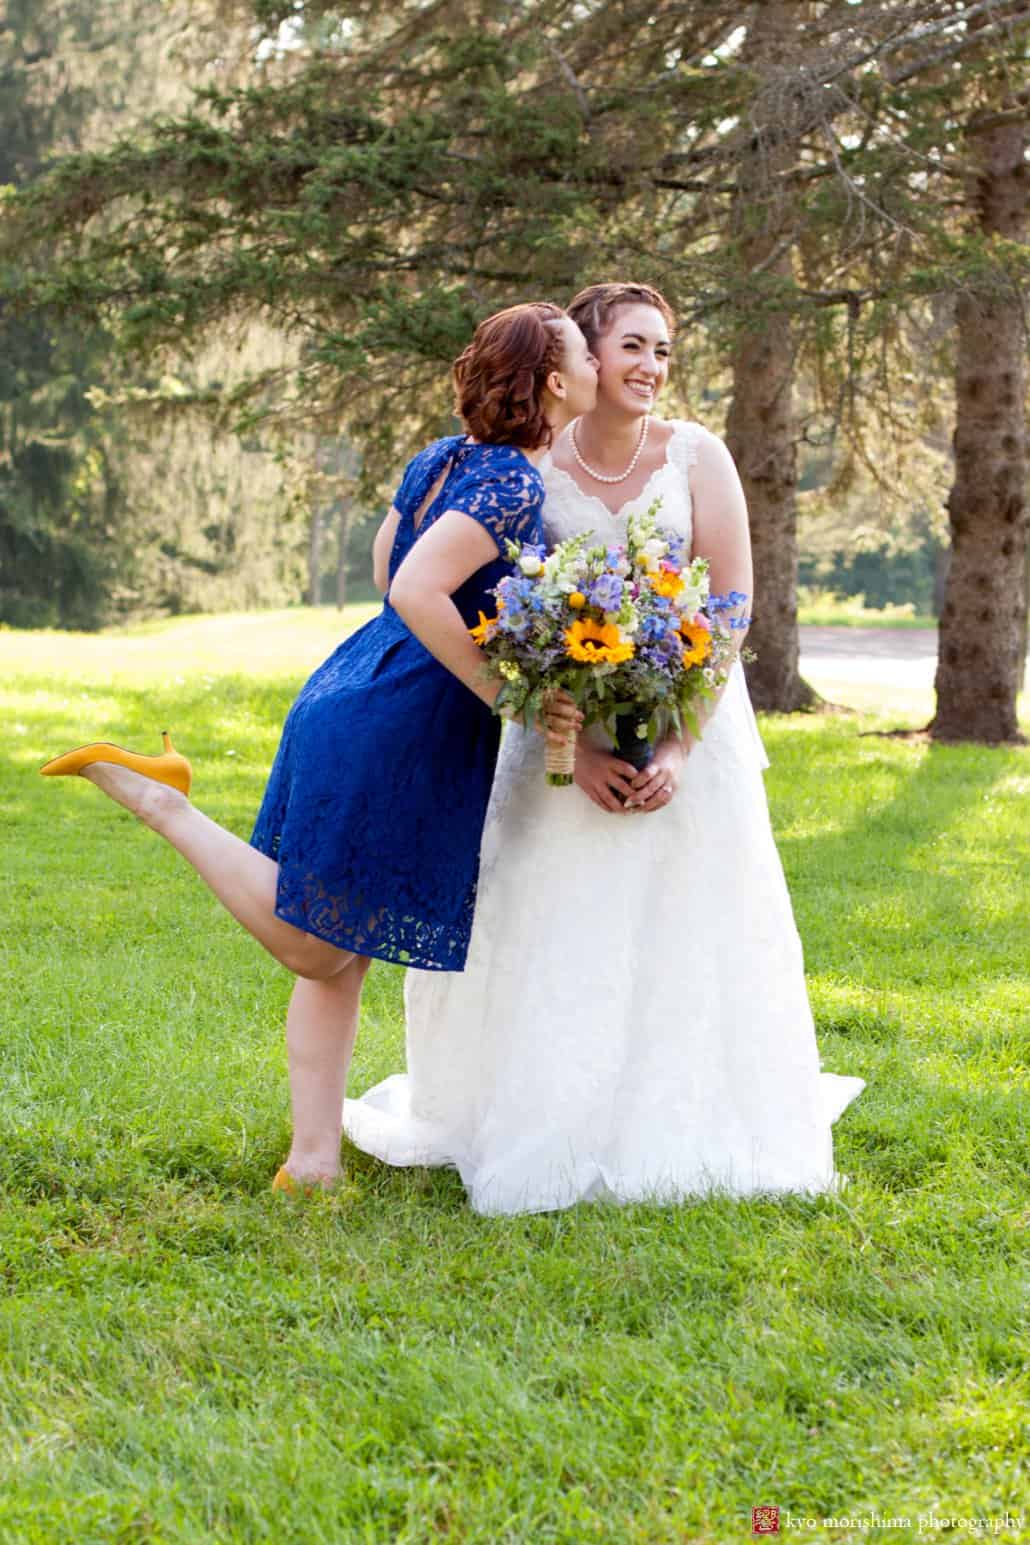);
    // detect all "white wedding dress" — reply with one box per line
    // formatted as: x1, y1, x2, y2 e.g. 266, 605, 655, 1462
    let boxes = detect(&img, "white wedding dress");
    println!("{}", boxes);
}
343, 420, 864, 1214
